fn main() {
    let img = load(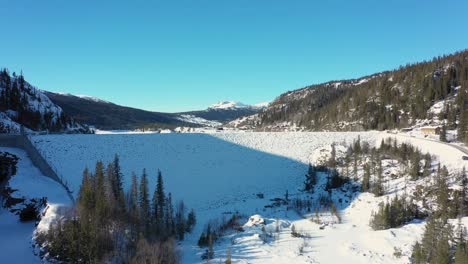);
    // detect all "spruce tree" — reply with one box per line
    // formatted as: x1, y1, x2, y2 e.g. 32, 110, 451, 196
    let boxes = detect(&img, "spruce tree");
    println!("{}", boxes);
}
304, 163, 317, 192
186, 209, 196, 232
152, 170, 166, 234
455, 221, 468, 264
112, 154, 125, 210
94, 161, 108, 222
175, 201, 186, 240
362, 164, 370, 192
410, 154, 421, 180
77, 168, 94, 217
436, 166, 450, 220
139, 169, 150, 234
165, 193, 175, 237
128, 172, 139, 223
412, 241, 424, 264
372, 157, 384, 196
439, 123, 448, 142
